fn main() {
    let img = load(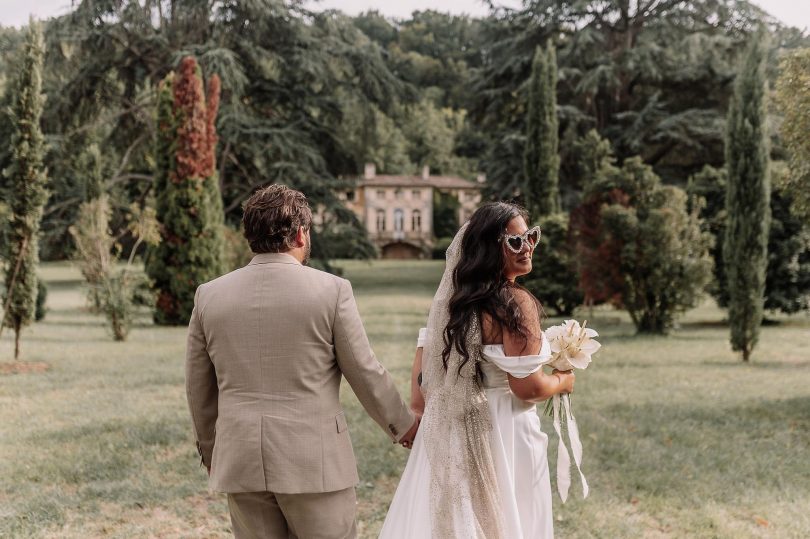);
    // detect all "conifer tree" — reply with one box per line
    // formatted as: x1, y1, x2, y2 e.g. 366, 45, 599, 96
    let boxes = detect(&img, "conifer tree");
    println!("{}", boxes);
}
1, 19, 48, 359
724, 36, 770, 362
147, 57, 224, 325
523, 41, 560, 217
